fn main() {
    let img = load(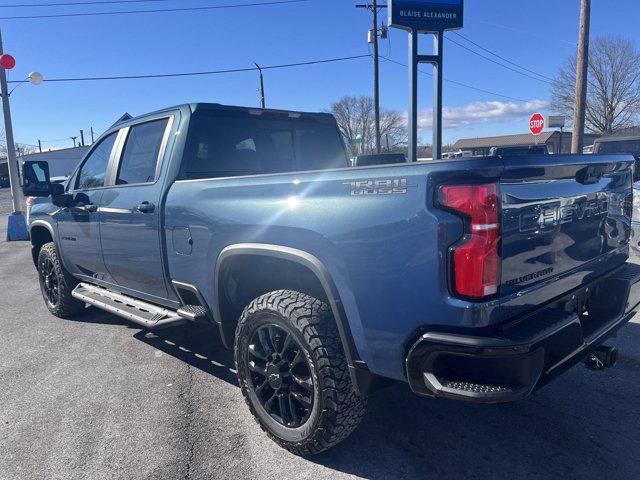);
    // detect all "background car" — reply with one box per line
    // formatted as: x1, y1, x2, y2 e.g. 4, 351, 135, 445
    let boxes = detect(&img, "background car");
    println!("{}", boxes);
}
593, 135, 640, 157
490, 144, 549, 156
352, 153, 407, 166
